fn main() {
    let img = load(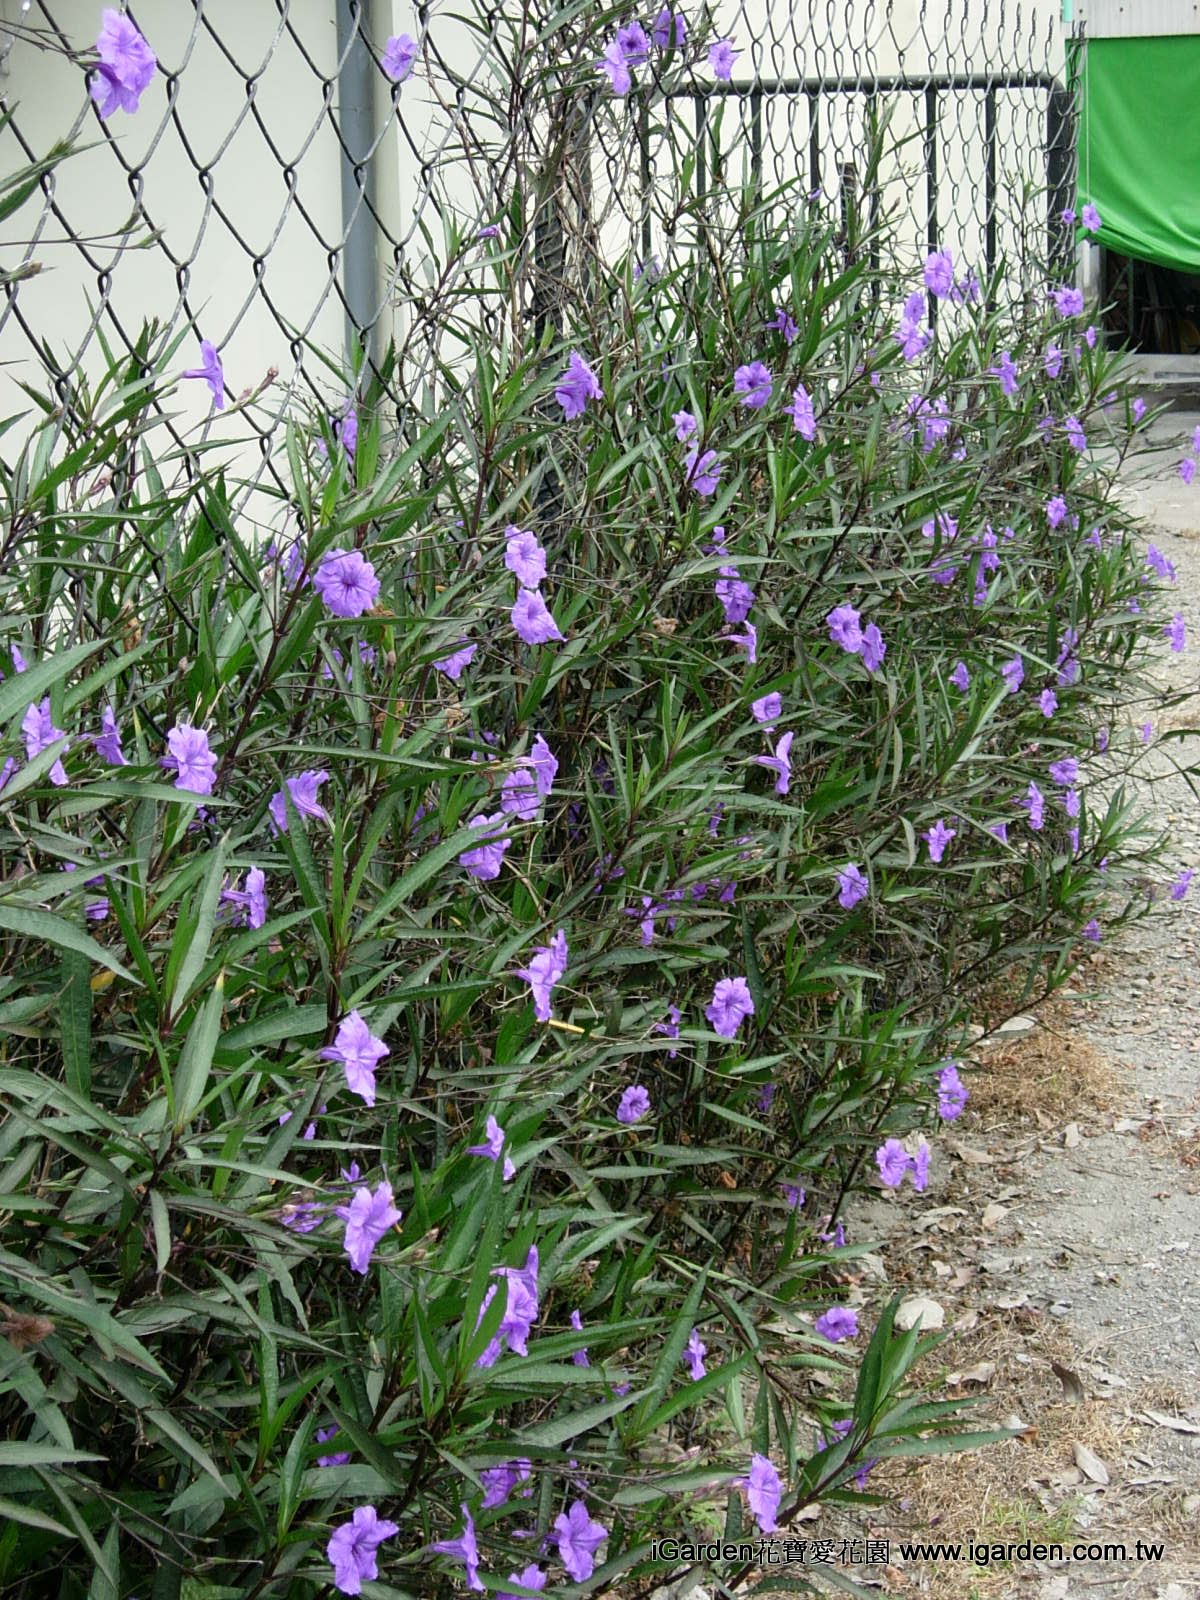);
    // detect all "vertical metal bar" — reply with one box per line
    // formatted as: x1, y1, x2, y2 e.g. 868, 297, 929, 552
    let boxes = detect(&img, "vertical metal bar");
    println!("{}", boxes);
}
750, 88, 763, 200
925, 84, 938, 331
985, 85, 997, 298
695, 92, 707, 198
638, 94, 651, 260
335, 0, 379, 369
808, 88, 820, 195
1046, 79, 1076, 282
